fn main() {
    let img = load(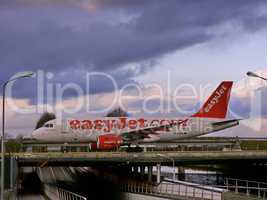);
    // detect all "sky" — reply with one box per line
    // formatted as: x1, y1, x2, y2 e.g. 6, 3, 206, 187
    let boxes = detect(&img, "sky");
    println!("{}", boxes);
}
1, 0, 267, 137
